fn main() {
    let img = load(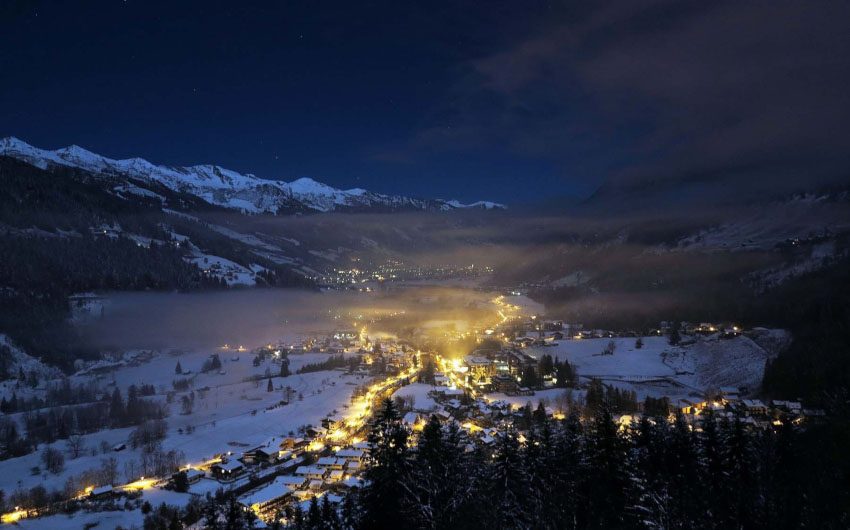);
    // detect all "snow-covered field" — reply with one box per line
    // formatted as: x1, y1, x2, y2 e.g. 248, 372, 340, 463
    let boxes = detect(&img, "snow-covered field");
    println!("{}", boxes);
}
391, 383, 440, 412
485, 388, 579, 410
517, 334, 777, 403
0, 349, 368, 496
189, 252, 264, 286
